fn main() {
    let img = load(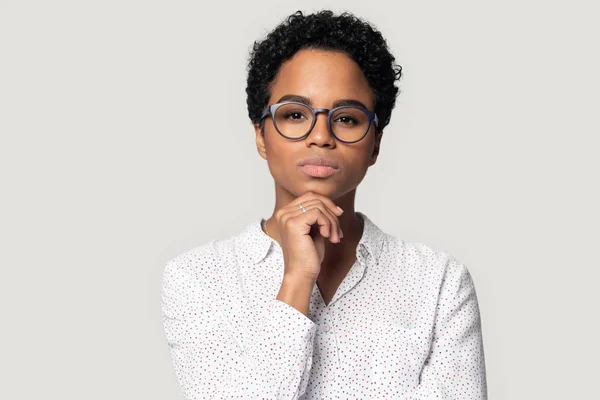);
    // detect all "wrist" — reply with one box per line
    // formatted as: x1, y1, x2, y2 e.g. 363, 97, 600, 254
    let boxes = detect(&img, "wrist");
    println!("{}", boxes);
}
282, 272, 317, 286
276, 273, 315, 316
